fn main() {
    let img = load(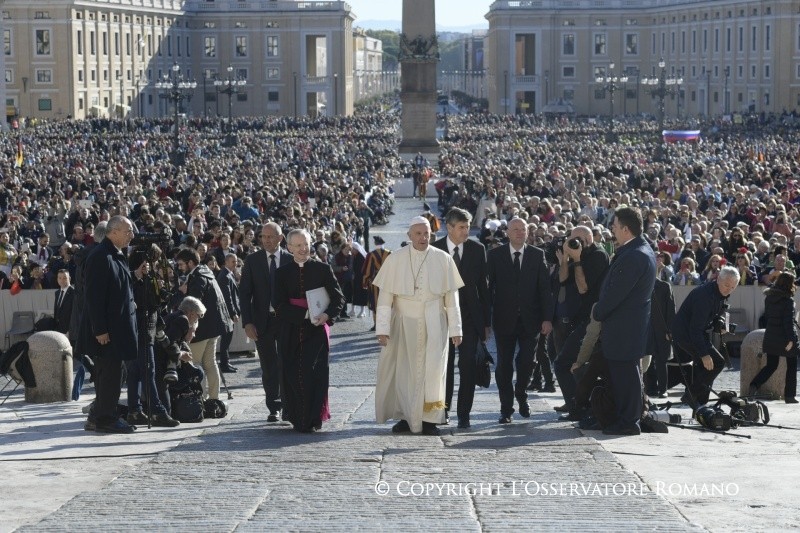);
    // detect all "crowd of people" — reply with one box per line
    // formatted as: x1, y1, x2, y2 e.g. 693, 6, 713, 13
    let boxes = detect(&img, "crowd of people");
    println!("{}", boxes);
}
3, 102, 800, 434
